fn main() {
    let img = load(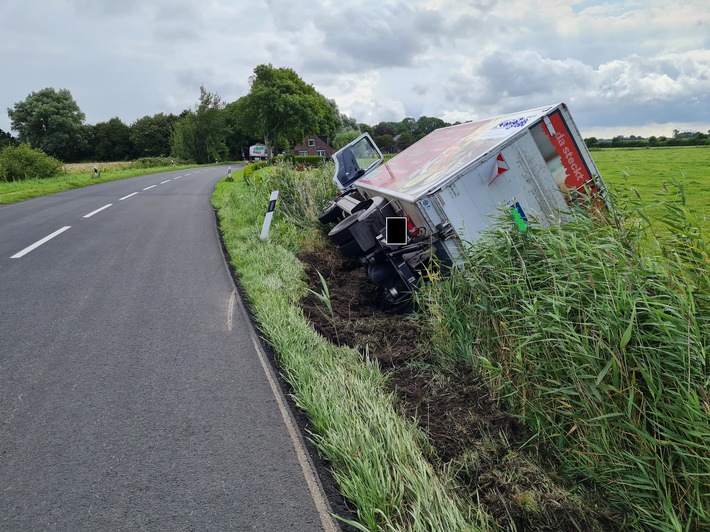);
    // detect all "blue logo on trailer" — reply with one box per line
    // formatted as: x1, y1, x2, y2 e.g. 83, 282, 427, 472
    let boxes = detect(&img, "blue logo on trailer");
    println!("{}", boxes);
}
497, 117, 529, 130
